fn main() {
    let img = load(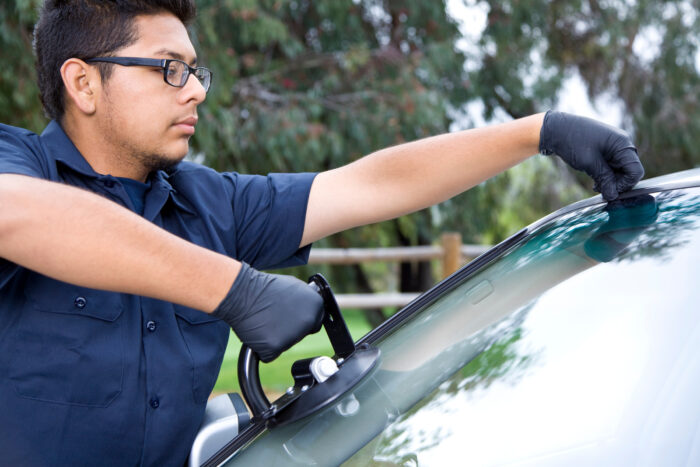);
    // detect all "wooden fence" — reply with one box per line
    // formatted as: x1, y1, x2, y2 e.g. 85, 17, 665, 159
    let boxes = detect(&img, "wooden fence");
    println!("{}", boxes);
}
308, 233, 491, 309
